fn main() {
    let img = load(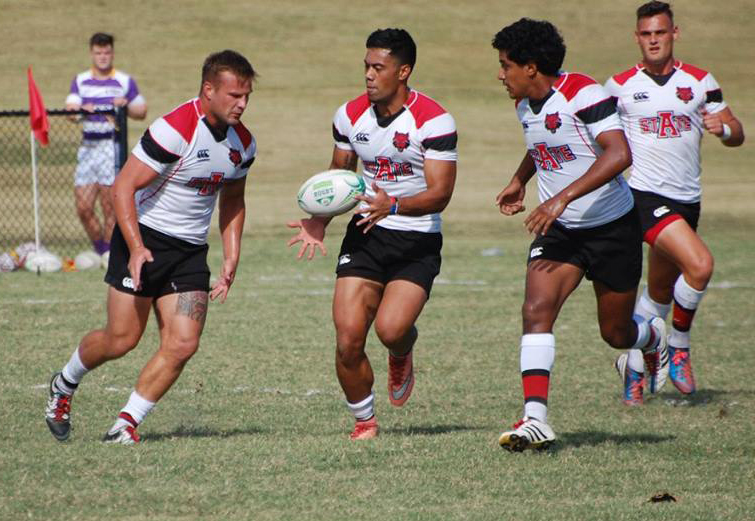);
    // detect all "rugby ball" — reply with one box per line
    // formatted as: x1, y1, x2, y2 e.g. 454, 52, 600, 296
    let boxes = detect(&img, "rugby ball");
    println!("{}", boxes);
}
74, 250, 102, 270
297, 169, 366, 217
24, 250, 62, 273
